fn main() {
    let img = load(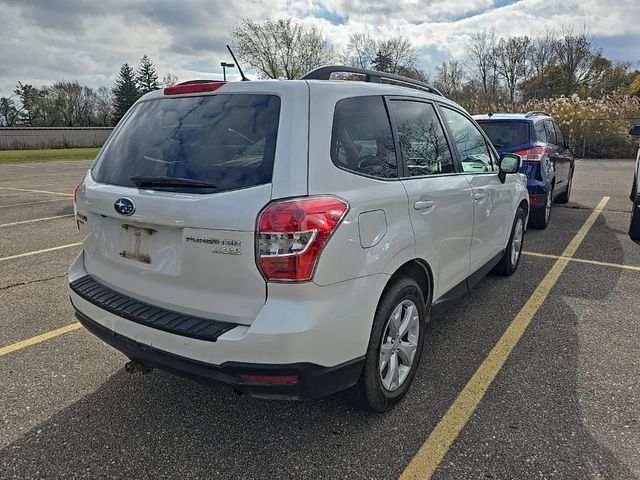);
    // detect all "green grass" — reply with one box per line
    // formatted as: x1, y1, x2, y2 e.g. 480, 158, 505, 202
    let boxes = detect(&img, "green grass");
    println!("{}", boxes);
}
0, 147, 100, 164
